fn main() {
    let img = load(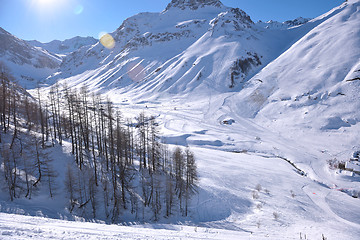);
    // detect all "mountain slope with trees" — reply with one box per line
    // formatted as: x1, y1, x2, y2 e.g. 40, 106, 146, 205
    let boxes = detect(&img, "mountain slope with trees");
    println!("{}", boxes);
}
0, 65, 198, 223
